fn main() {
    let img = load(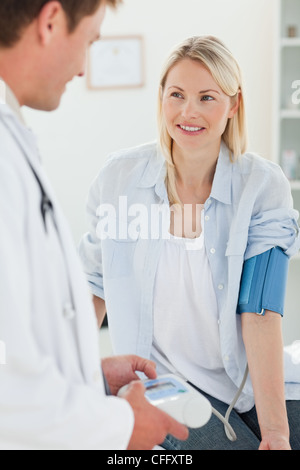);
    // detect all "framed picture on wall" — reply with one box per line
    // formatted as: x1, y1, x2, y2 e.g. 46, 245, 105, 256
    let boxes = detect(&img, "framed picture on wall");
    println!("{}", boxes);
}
87, 36, 145, 90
